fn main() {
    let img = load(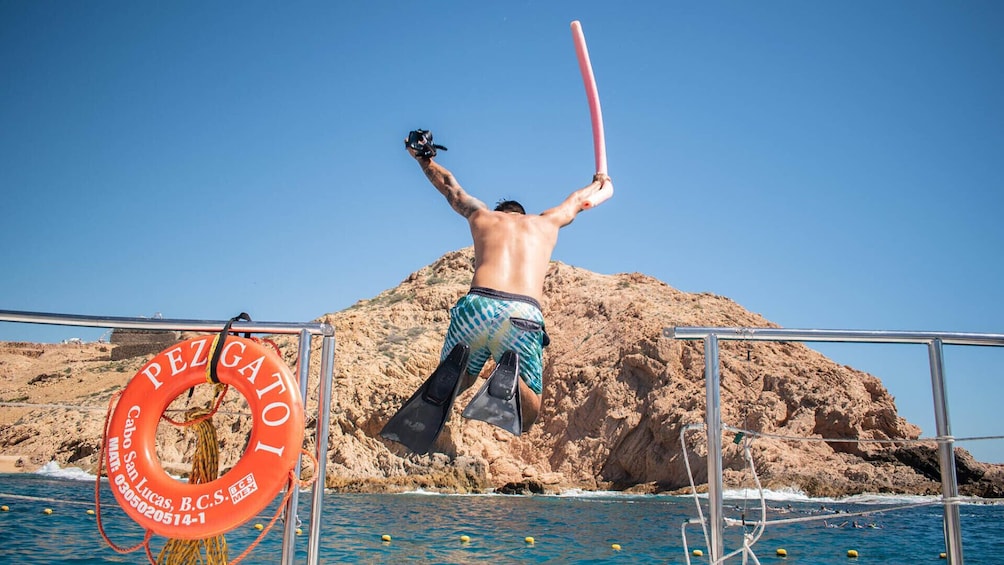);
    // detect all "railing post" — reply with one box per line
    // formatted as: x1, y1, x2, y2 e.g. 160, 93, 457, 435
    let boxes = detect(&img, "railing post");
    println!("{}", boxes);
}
704, 333, 725, 562
280, 329, 314, 565
928, 338, 963, 564
307, 334, 336, 565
